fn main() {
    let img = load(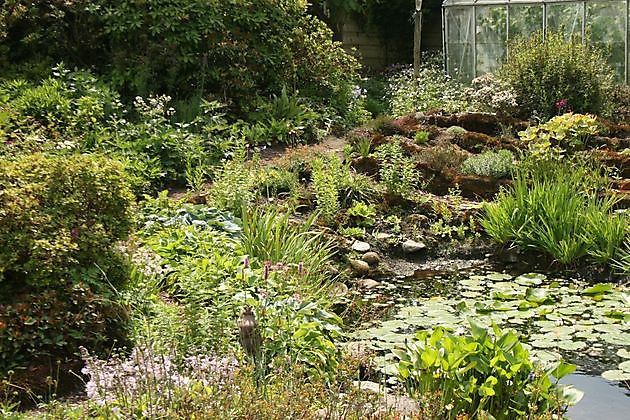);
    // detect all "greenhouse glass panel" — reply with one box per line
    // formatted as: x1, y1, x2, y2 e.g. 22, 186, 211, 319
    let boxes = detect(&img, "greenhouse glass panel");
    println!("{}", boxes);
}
545, 2, 583, 37
476, 6, 507, 75
587, 1, 627, 80
445, 6, 475, 80
508, 4, 543, 39
442, 0, 630, 83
